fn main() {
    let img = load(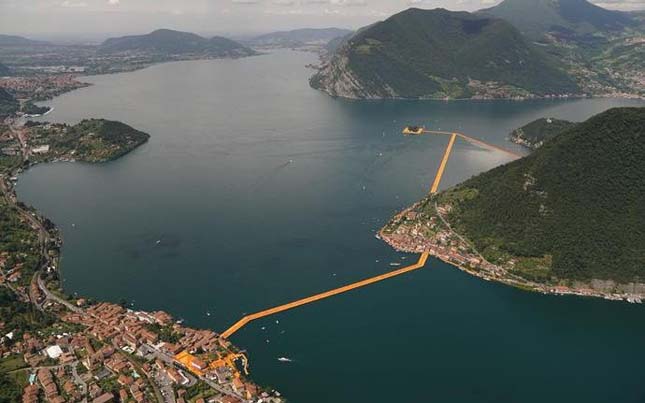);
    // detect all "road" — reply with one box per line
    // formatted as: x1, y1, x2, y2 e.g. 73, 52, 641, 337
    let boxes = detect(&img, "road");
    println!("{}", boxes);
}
70, 362, 87, 397
36, 272, 83, 313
